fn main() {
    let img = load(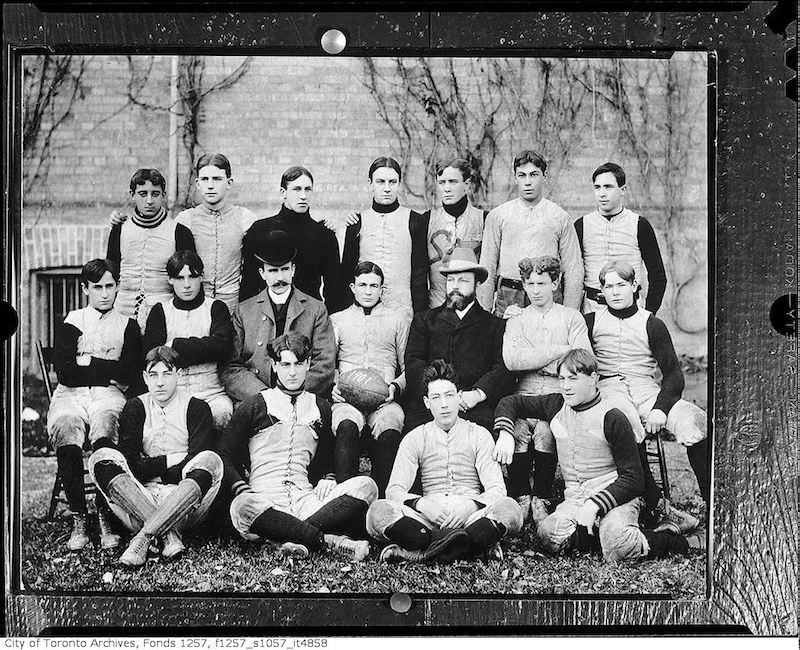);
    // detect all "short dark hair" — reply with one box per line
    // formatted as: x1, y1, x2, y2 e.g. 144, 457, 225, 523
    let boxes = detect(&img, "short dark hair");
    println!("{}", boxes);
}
80, 258, 119, 286
196, 153, 232, 177
129, 168, 166, 193
519, 255, 561, 282
144, 345, 180, 371
423, 359, 459, 394
267, 333, 312, 363
352, 260, 385, 283
281, 165, 314, 189
592, 162, 626, 186
513, 150, 547, 173
435, 158, 471, 182
166, 250, 204, 279
556, 348, 598, 377
598, 260, 637, 286
368, 156, 402, 181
